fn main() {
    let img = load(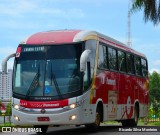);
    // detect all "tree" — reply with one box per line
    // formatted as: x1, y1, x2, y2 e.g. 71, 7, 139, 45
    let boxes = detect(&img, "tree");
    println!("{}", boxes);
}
6, 102, 12, 124
131, 0, 160, 25
0, 100, 2, 115
149, 71, 160, 117
6, 102, 12, 116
